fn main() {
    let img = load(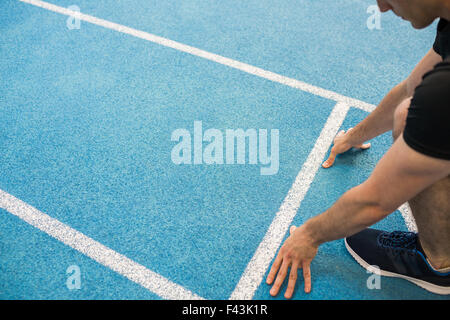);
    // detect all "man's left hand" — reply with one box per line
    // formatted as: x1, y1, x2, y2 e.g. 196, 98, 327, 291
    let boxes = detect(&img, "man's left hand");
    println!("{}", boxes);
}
266, 225, 319, 299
